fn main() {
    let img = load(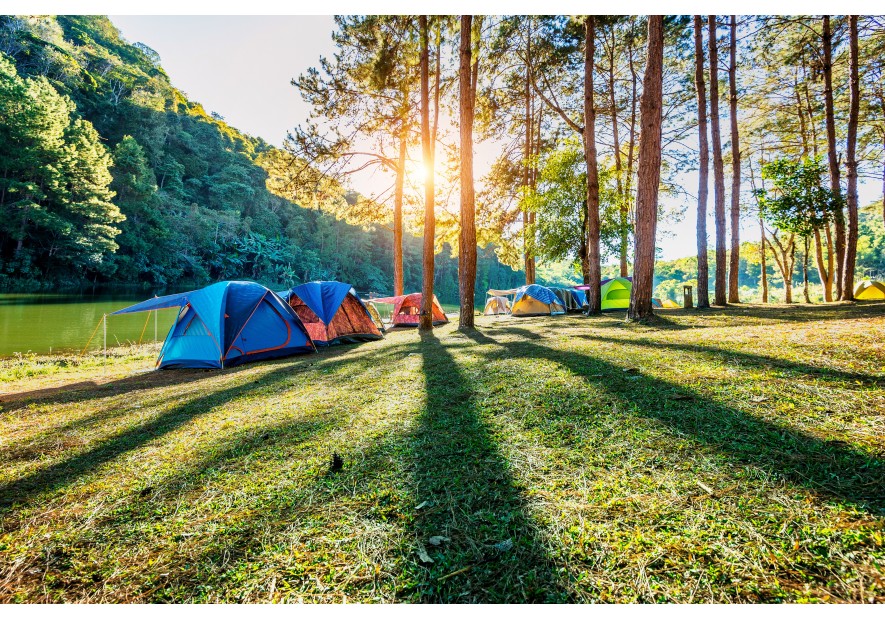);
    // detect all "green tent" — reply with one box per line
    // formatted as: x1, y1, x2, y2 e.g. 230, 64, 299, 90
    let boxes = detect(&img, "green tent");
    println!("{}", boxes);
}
601, 277, 631, 311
